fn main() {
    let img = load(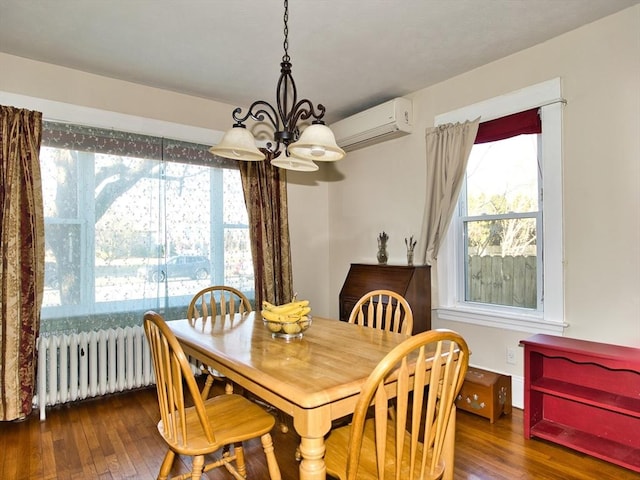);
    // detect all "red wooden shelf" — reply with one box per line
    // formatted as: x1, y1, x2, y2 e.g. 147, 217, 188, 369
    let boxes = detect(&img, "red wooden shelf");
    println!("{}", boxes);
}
531, 377, 640, 417
521, 334, 640, 473
531, 420, 640, 472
